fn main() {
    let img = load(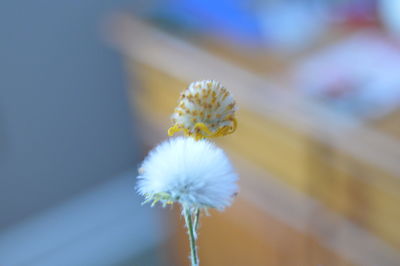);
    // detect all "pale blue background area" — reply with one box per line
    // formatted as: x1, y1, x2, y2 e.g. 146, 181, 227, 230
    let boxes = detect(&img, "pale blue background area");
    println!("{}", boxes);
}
0, 0, 140, 228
